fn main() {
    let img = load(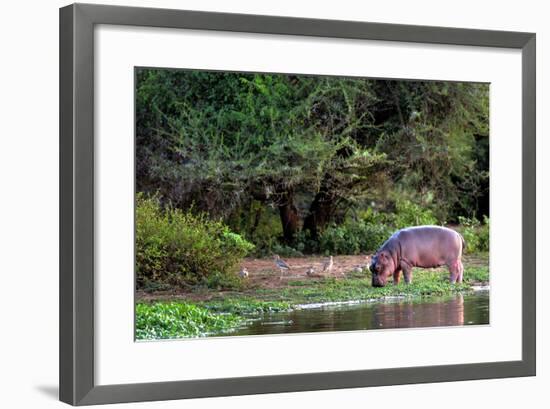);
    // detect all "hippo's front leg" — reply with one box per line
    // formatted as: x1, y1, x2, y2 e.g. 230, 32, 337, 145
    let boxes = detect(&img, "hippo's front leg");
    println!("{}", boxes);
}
393, 268, 402, 285
400, 260, 413, 284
